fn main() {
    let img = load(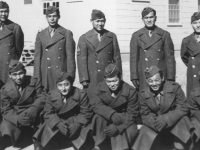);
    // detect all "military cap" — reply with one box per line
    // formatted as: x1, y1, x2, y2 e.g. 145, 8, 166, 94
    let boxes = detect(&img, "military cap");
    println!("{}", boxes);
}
9, 59, 25, 73
145, 65, 160, 79
191, 11, 200, 23
142, 7, 156, 18
56, 72, 72, 83
104, 64, 120, 78
0, 1, 9, 9
46, 6, 59, 15
91, 9, 105, 20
